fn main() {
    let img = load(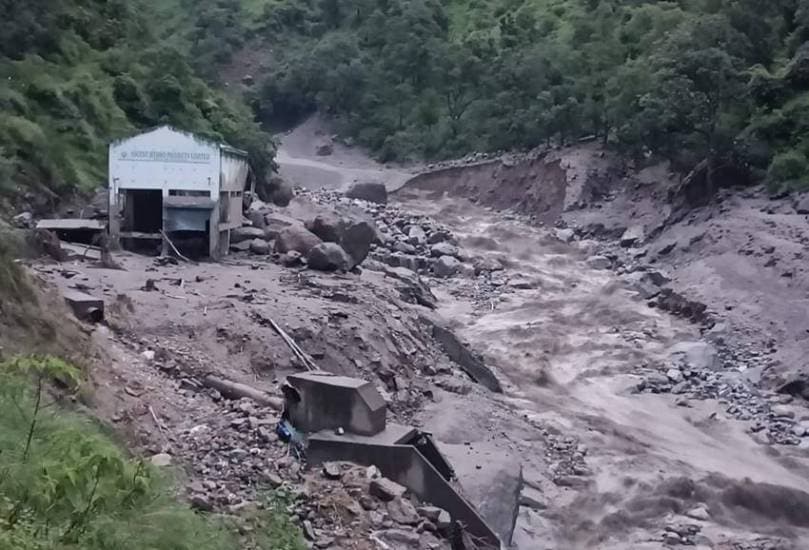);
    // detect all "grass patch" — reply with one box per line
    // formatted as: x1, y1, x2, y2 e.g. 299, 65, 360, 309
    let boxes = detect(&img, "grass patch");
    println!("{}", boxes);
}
0, 230, 30, 304
0, 234, 89, 360
0, 355, 305, 550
